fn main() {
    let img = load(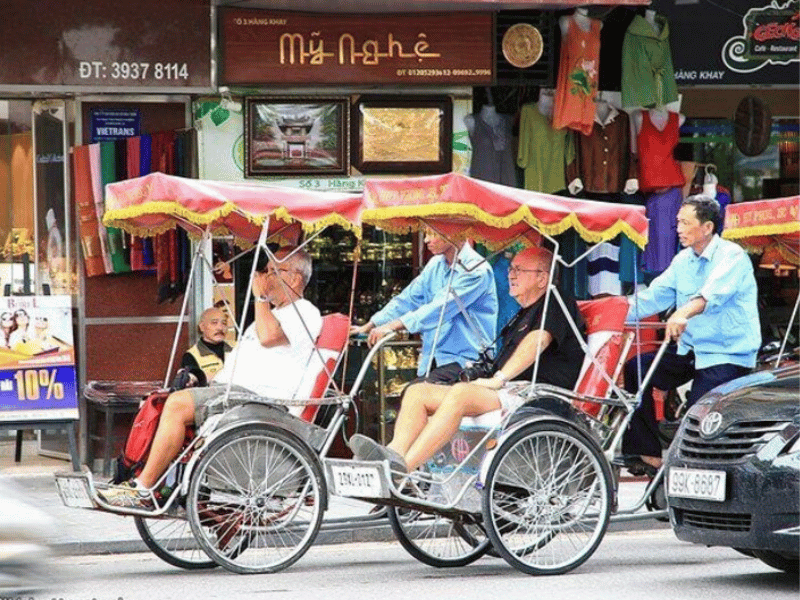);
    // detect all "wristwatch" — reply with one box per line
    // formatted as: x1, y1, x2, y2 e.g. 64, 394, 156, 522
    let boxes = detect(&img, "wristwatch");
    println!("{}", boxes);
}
255, 295, 270, 303
495, 371, 509, 384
